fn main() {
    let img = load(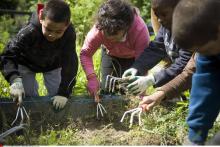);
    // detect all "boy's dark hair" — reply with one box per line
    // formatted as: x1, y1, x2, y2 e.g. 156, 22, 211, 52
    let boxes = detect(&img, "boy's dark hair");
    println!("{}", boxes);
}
172, 0, 220, 49
96, 0, 134, 36
151, 0, 180, 10
42, 0, 71, 23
